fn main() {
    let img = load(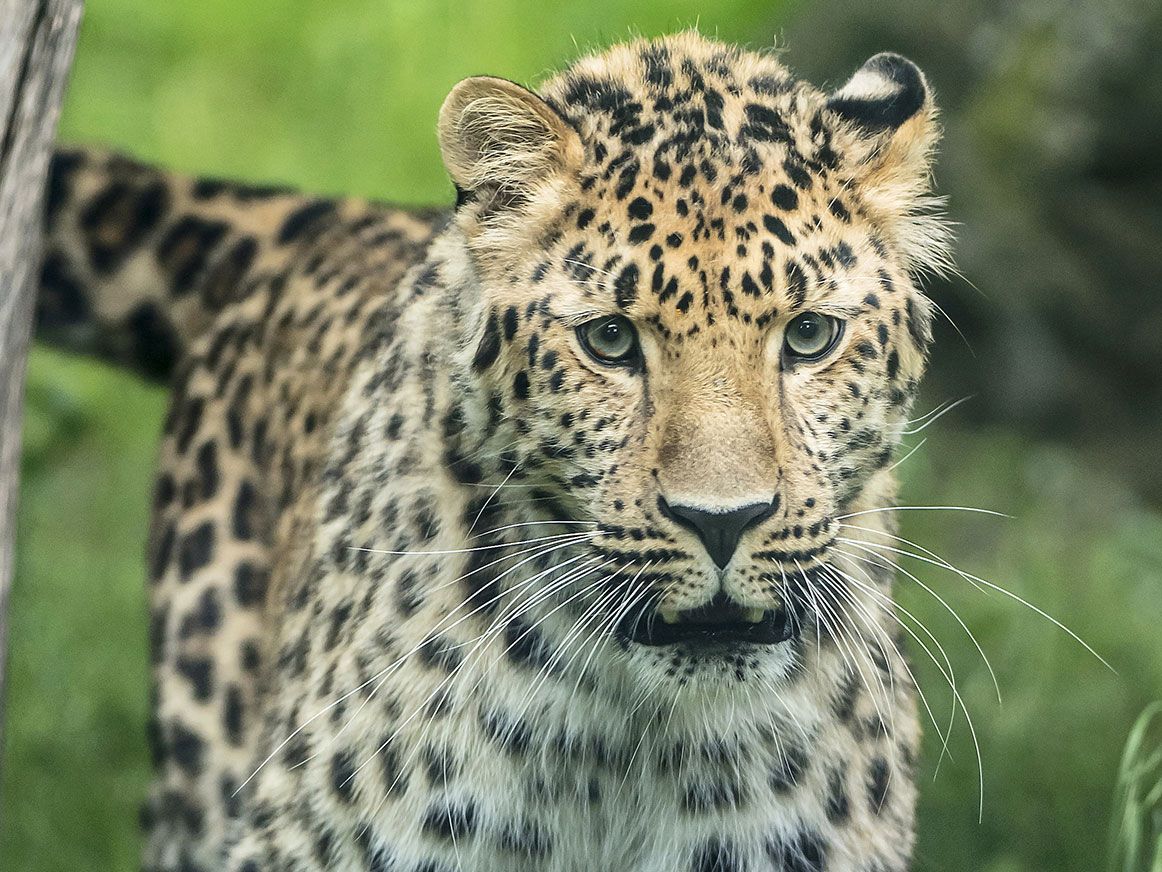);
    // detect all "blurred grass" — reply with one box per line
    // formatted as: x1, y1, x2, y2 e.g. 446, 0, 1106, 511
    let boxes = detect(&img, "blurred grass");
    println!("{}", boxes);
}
1108, 703, 1162, 872
4, 1, 1162, 870
3, 349, 160, 871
